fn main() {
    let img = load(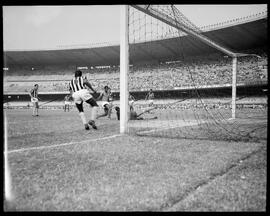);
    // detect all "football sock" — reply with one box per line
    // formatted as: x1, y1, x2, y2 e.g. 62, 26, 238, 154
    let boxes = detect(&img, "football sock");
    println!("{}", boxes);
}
79, 112, 87, 125
91, 106, 98, 121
